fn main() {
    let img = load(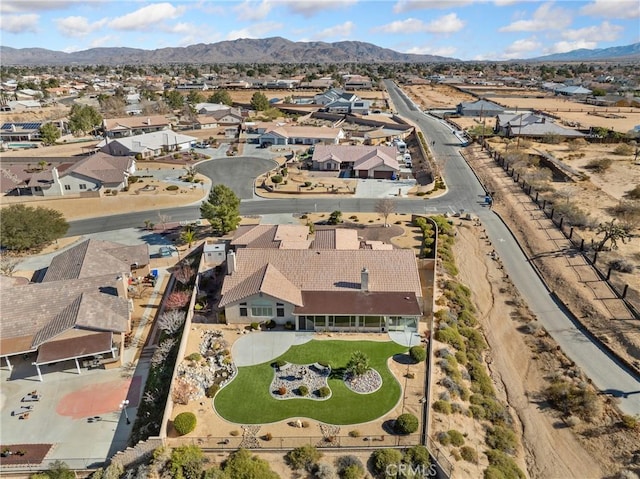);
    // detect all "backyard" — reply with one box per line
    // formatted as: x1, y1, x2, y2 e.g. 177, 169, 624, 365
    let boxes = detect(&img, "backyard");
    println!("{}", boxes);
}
214, 340, 409, 425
